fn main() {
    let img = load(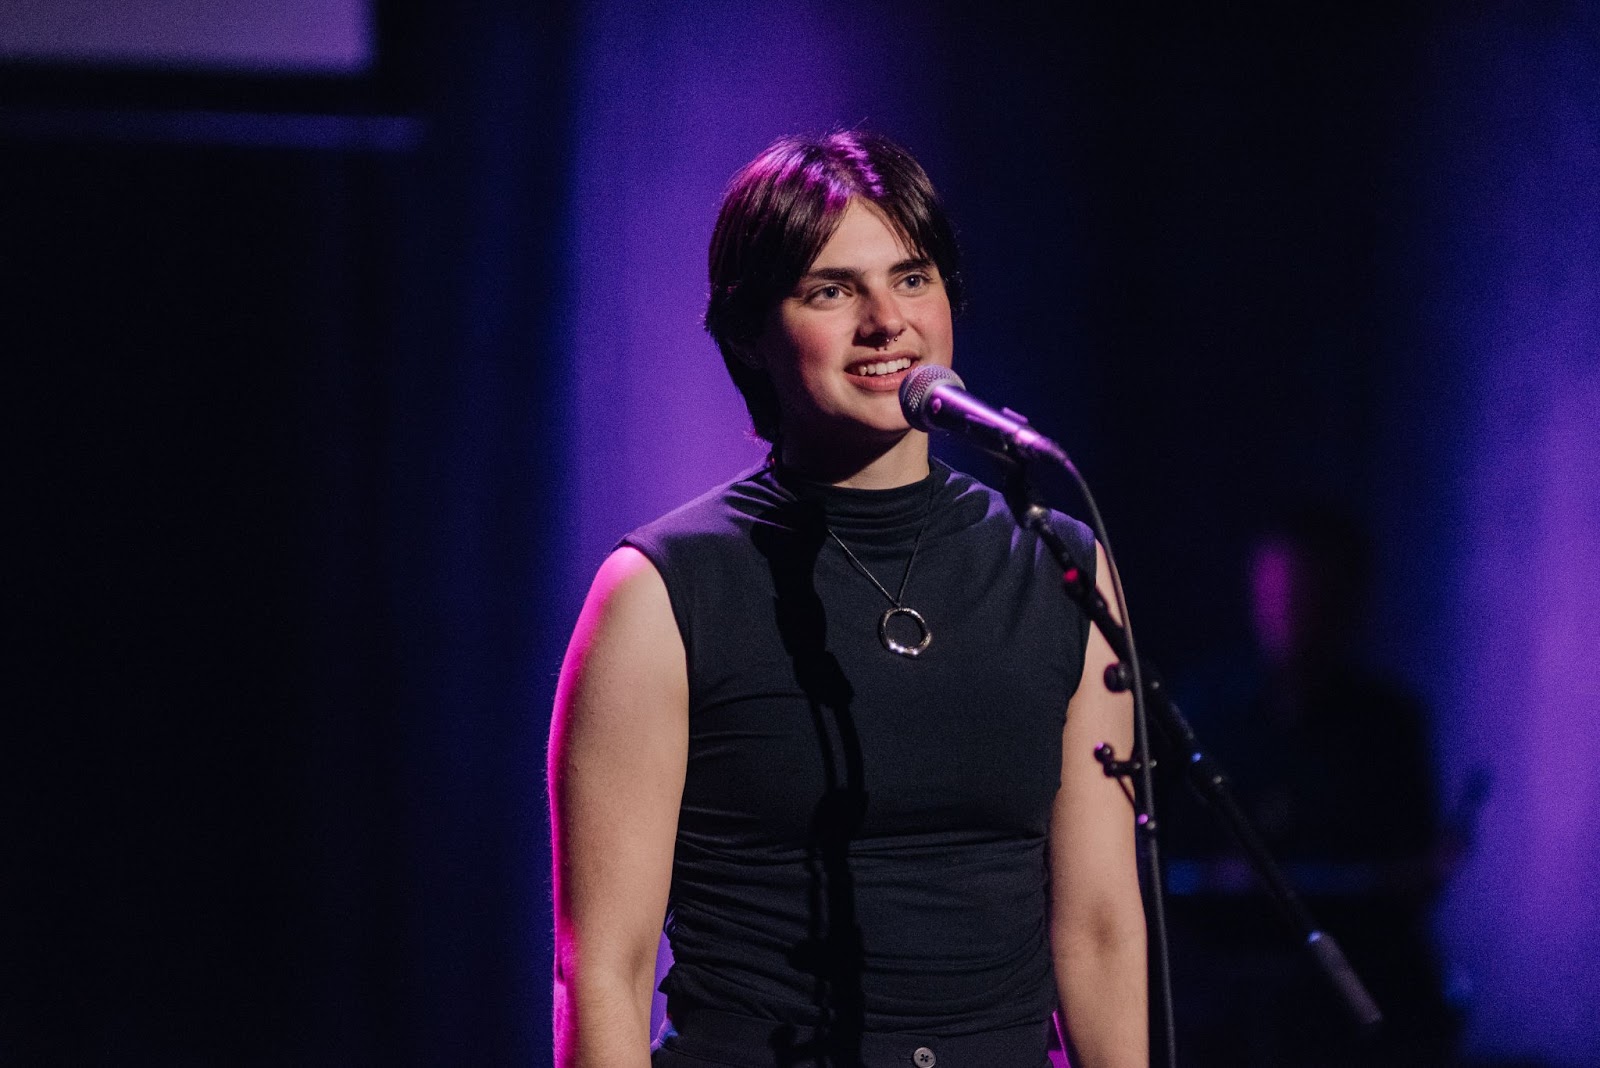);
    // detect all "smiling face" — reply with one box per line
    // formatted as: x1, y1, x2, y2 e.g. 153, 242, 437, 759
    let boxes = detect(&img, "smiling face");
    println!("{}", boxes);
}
754, 198, 954, 460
